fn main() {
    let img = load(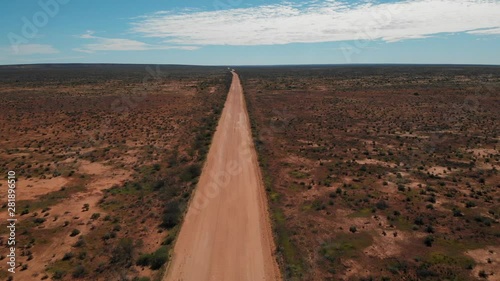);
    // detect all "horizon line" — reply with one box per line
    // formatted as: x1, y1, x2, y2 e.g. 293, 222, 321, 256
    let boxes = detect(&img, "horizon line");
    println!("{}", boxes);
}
1, 62, 500, 68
